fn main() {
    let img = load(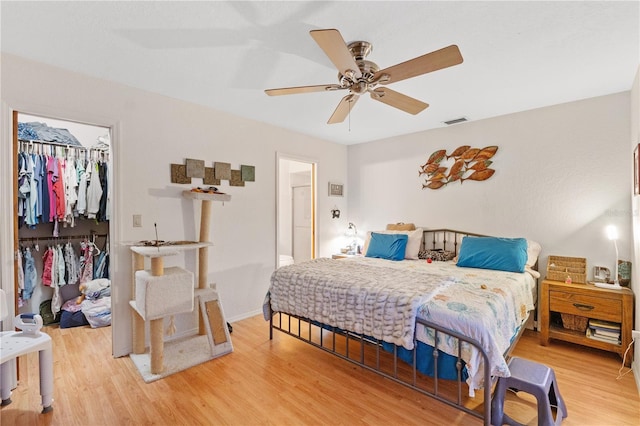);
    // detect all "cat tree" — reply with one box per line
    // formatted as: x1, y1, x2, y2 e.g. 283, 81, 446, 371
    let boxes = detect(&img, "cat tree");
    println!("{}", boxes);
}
129, 190, 232, 375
